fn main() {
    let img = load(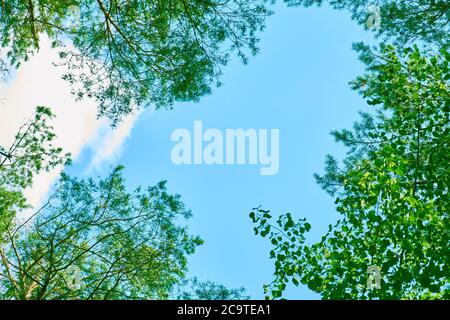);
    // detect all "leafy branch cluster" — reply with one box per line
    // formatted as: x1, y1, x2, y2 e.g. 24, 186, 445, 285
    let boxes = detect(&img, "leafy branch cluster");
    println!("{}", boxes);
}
1, 0, 273, 124
285, 0, 449, 49
251, 3, 449, 299
0, 166, 204, 299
